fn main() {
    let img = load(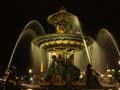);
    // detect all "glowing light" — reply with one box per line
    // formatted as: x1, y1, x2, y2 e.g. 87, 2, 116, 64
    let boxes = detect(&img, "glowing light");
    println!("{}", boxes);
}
118, 60, 120, 65
29, 69, 32, 74
27, 89, 33, 90
51, 52, 57, 56
101, 74, 104, 77
107, 74, 112, 78
40, 63, 44, 73
107, 69, 111, 72
118, 70, 120, 73
83, 71, 85, 75
30, 77, 33, 81
79, 75, 83, 79
56, 40, 63, 44
41, 77, 44, 80
21, 77, 24, 80
111, 69, 115, 72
